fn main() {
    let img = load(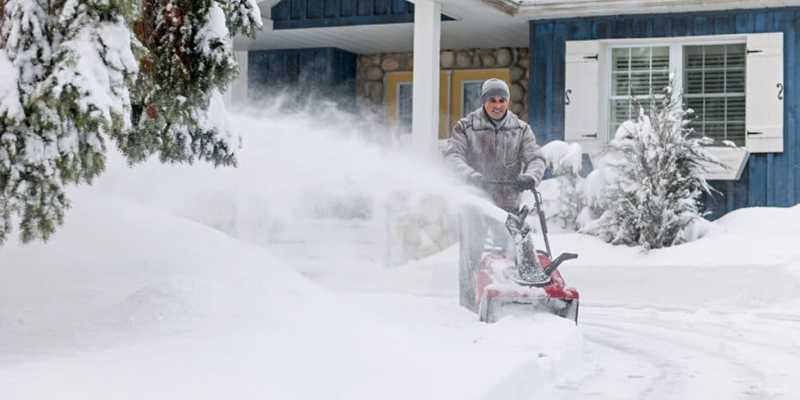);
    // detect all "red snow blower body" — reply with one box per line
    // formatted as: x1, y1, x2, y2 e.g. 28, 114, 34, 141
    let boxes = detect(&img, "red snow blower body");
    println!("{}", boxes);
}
460, 189, 580, 324
475, 249, 580, 323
